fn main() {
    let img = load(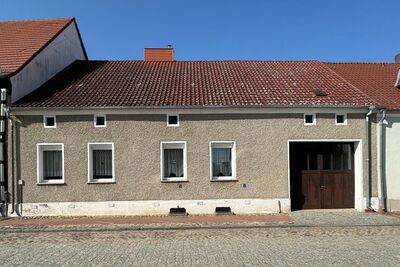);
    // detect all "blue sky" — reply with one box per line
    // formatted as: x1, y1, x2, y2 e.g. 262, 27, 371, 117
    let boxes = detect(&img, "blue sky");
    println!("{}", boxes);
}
1, 0, 399, 62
